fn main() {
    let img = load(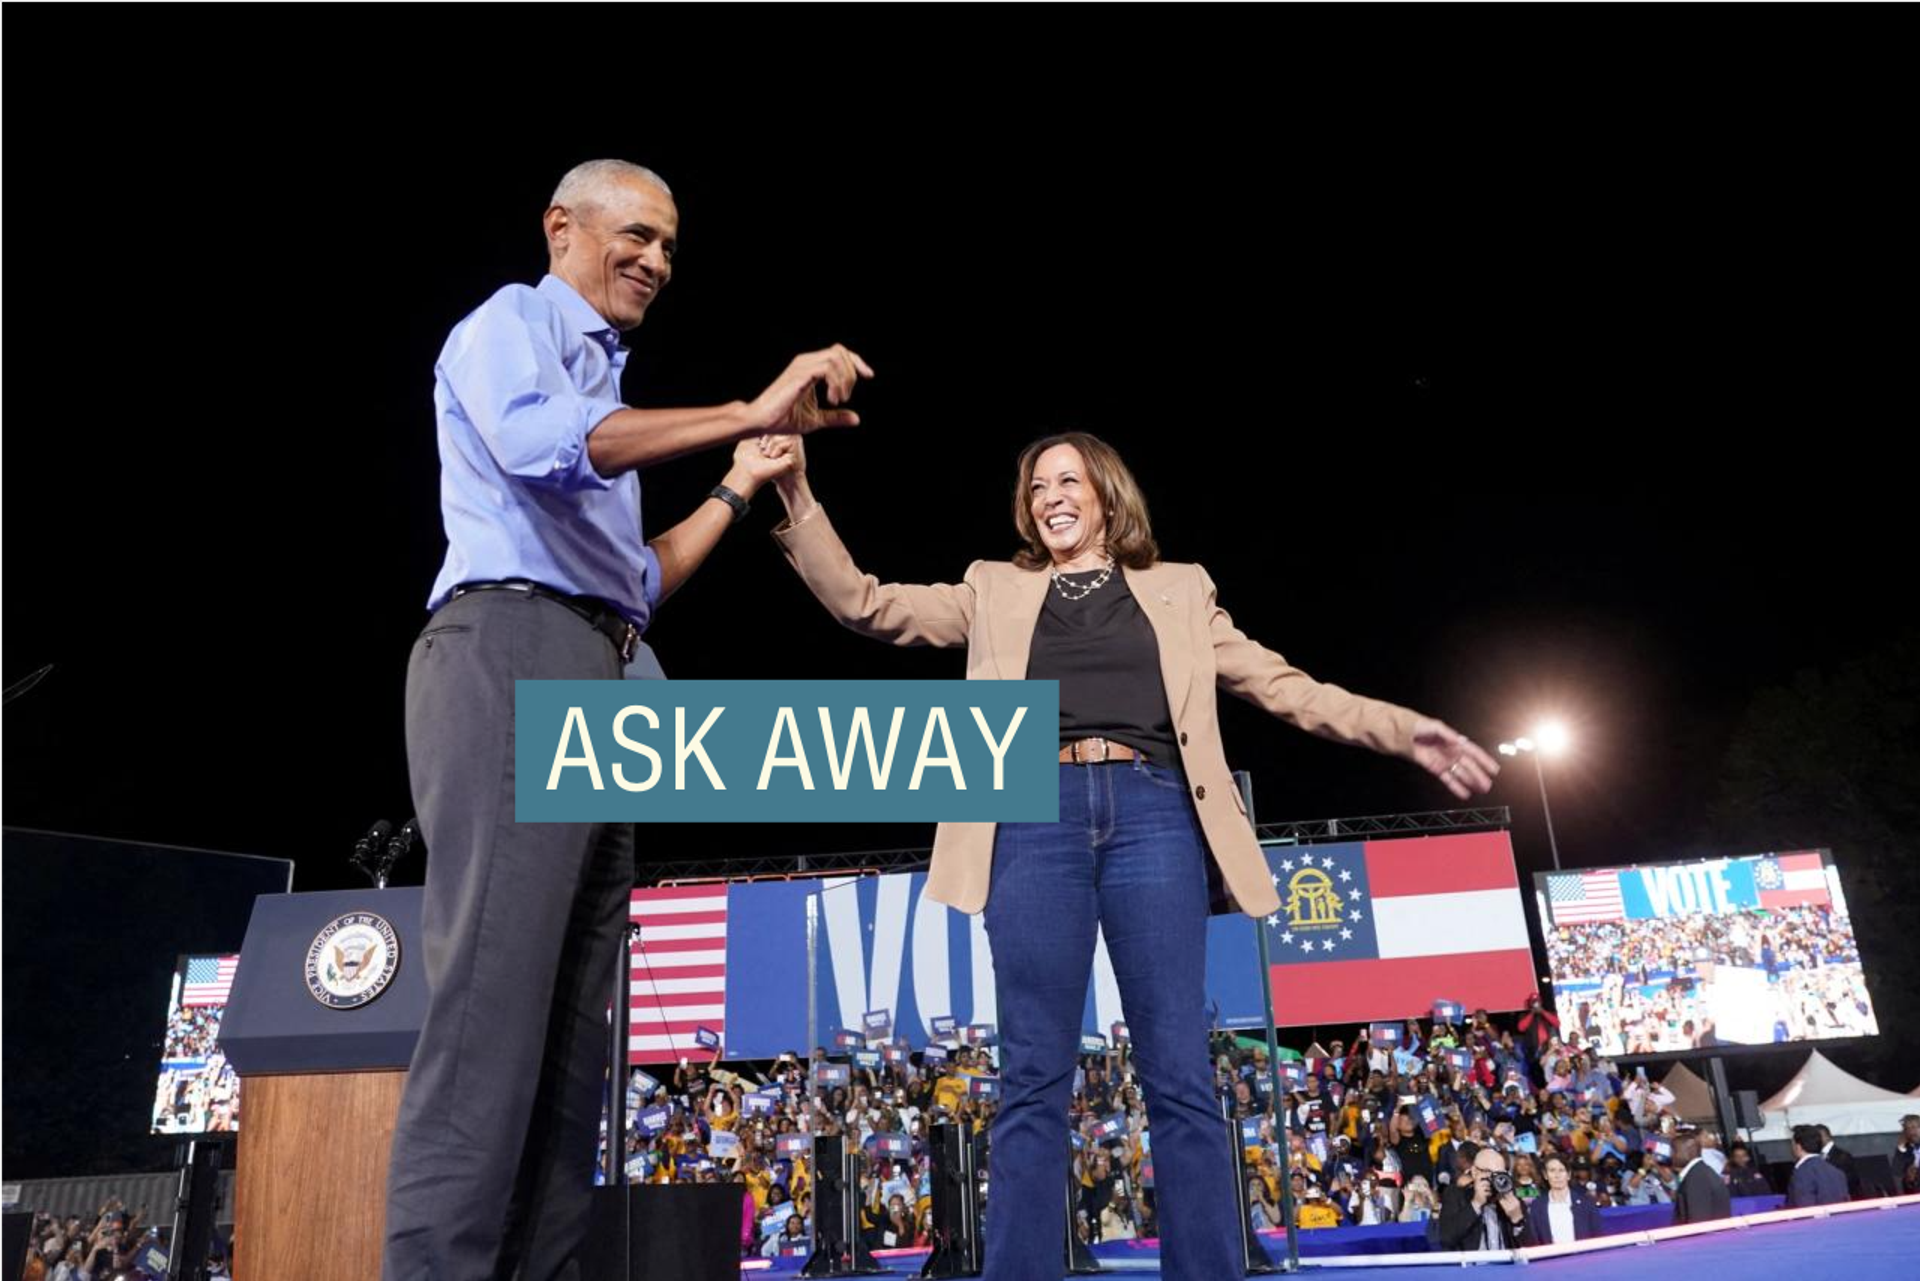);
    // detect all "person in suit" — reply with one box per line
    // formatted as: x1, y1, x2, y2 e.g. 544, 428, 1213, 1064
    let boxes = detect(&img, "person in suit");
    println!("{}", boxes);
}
1525, 1152, 1605, 1244
1725, 1142, 1774, 1197
1817, 1123, 1862, 1199
765, 431, 1498, 1280
1670, 1134, 1732, 1224
1786, 1124, 1850, 1208
1895, 1114, 1920, 1194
